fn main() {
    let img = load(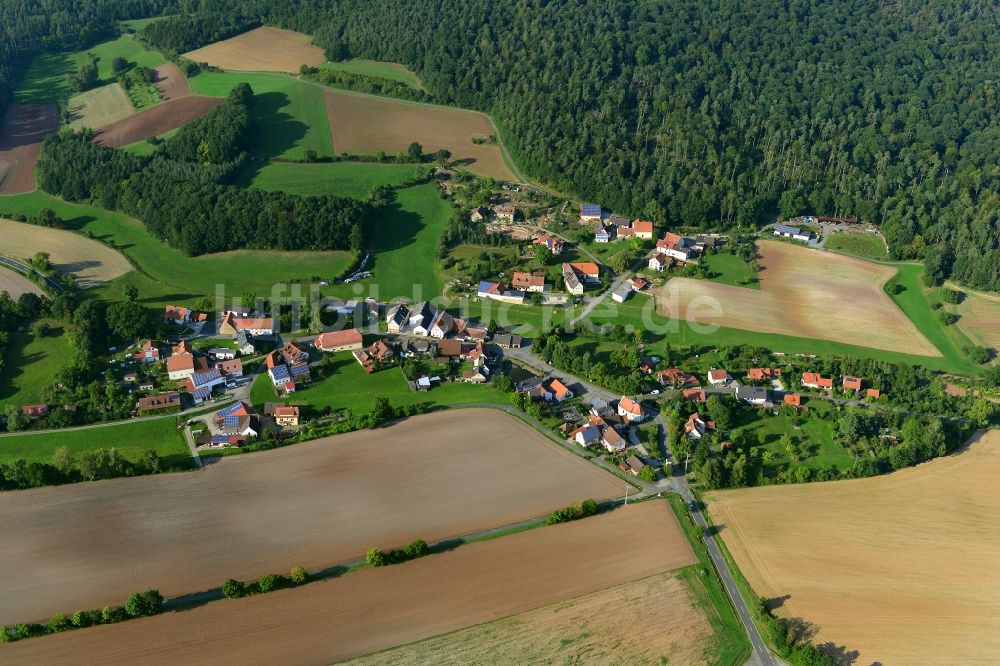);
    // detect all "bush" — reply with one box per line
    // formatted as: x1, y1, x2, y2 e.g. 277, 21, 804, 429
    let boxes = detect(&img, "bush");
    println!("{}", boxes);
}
937, 310, 959, 326
963, 345, 992, 364
124, 589, 163, 618
257, 574, 280, 593
940, 287, 963, 304
290, 566, 308, 585
222, 578, 245, 599
366, 547, 386, 567
47, 613, 70, 633
404, 539, 429, 559
547, 499, 599, 524
101, 606, 124, 624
